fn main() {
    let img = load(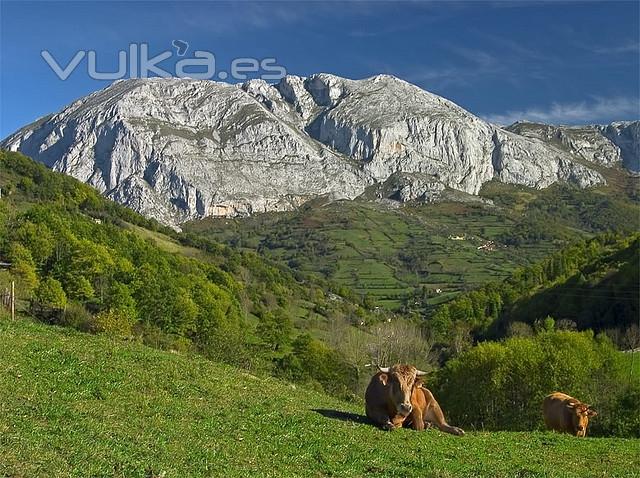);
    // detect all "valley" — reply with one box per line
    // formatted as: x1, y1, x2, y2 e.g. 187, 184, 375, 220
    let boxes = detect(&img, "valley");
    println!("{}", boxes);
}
185, 172, 639, 311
